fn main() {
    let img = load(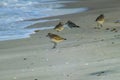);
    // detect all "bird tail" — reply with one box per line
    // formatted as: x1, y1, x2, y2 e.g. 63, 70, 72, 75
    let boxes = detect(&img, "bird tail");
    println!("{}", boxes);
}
95, 18, 98, 21
64, 38, 67, 40
76, 26, 80, 28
